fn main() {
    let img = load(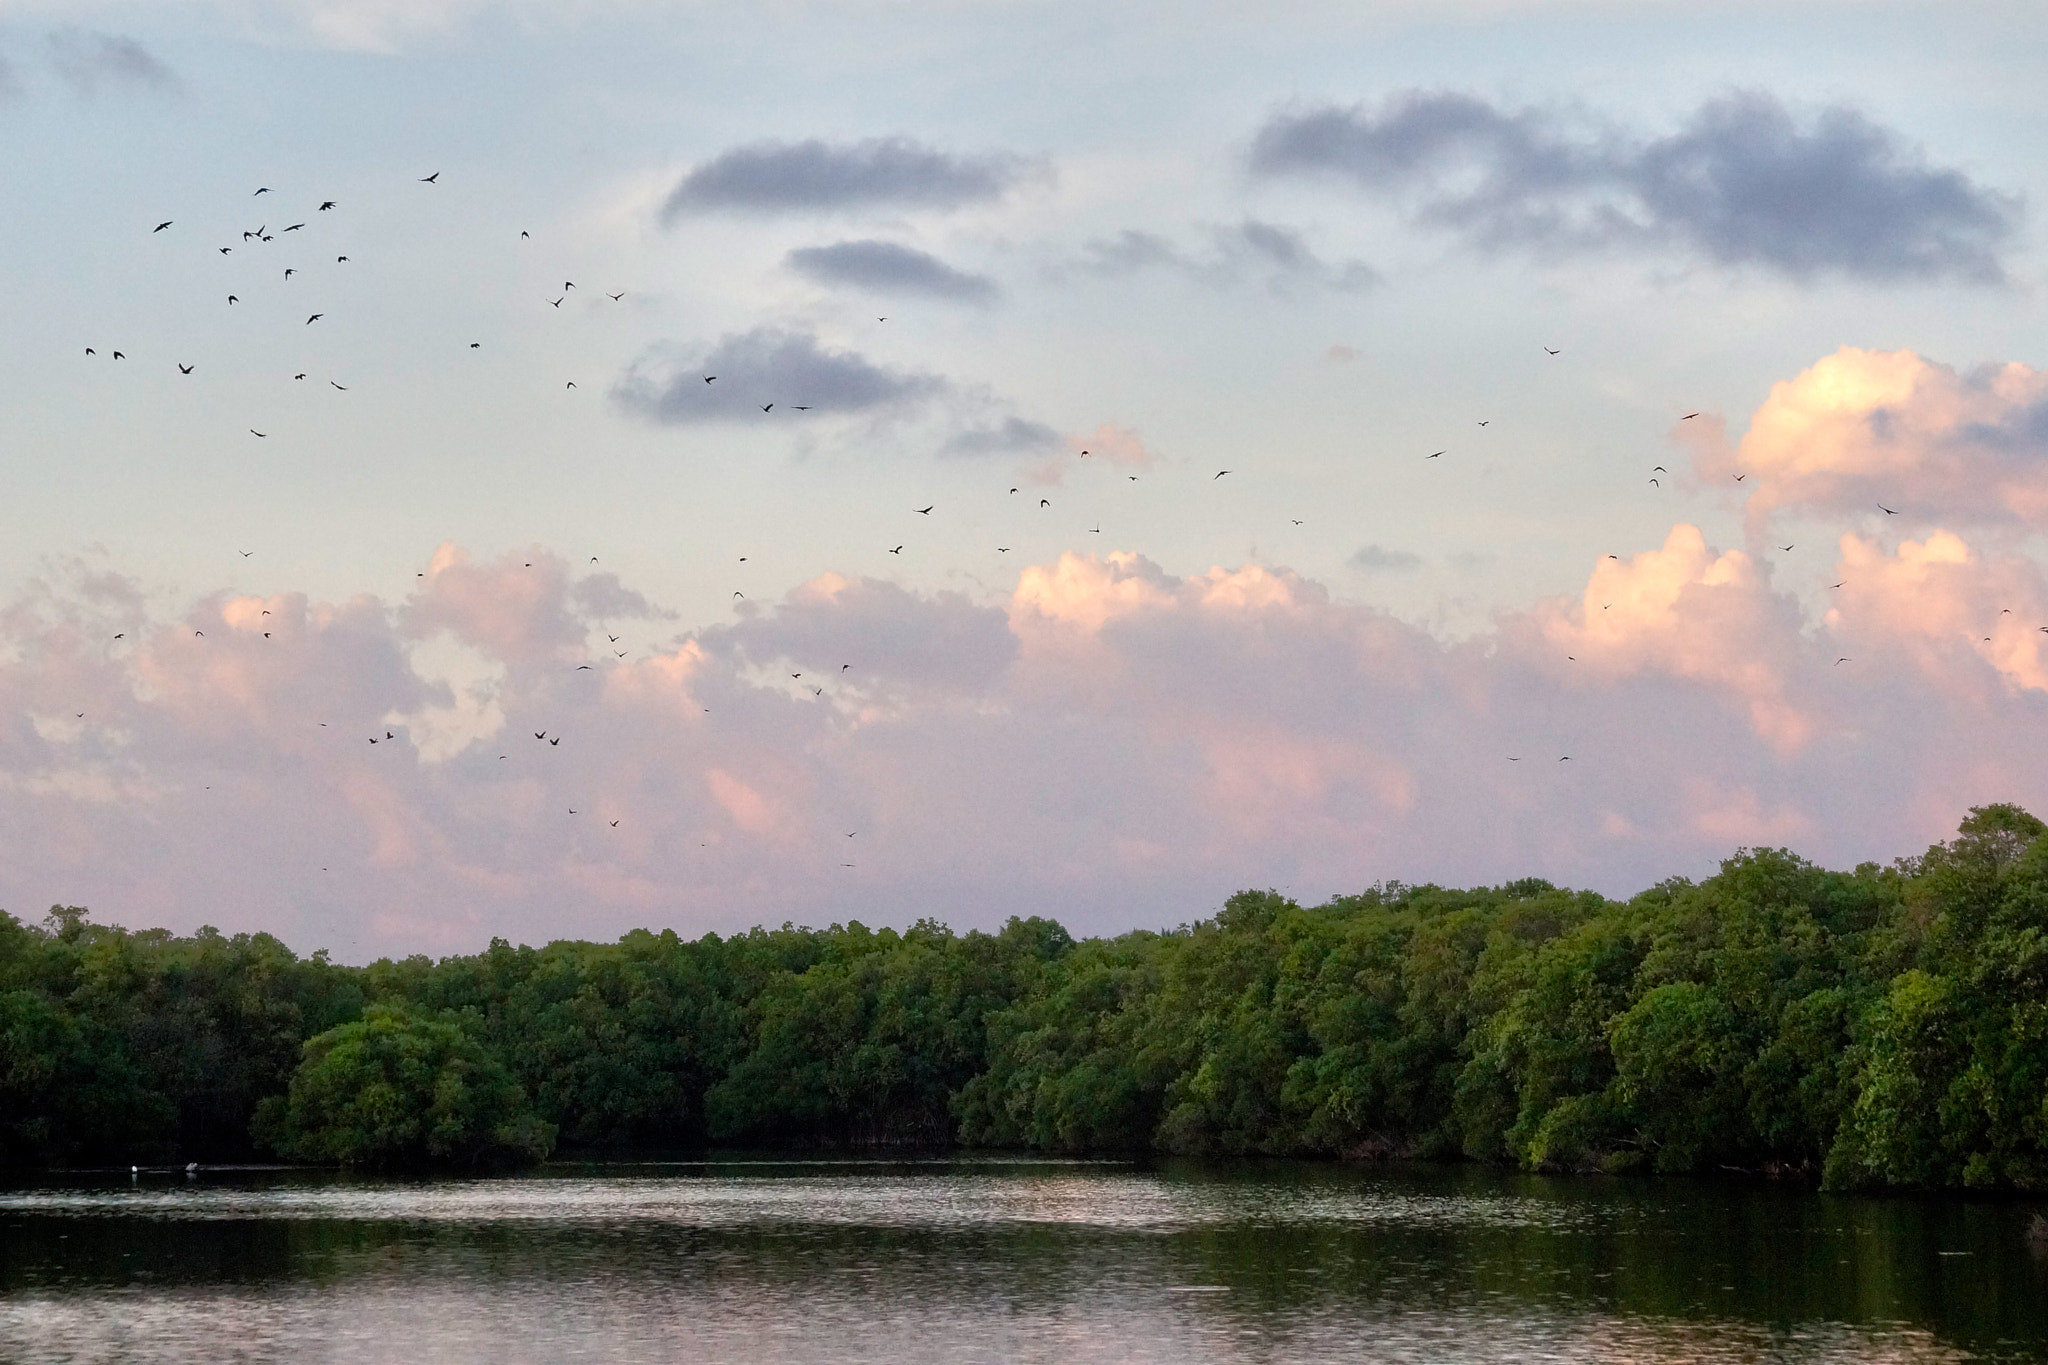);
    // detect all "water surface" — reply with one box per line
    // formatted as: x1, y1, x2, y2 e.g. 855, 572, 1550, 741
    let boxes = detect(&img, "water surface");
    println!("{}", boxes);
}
3, 1159, 2044, 1363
